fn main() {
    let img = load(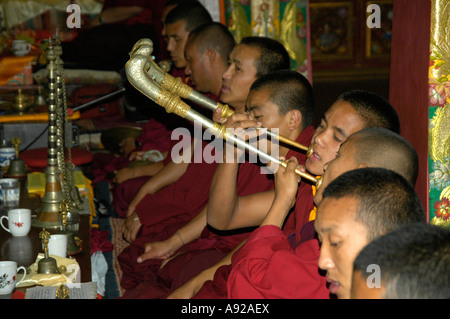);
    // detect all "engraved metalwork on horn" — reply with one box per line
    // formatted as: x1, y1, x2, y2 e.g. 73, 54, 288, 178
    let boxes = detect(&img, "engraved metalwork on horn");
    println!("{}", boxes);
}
133, 39, 311, 155
125, 45, 320, 186
132, 38, 234, 119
